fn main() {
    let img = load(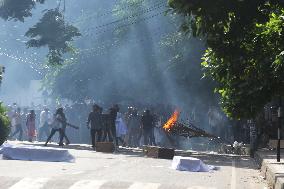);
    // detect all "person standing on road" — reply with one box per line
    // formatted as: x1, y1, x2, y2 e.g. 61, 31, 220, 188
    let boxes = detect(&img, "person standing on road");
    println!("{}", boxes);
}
141, 109, 155, 145
26, 110, 36, 142
109, 104, 119, 146
115, 111, 127, 147
127, 109, 141, 147
10, 107, 24, 141
38, 107, 52, 141
87, 105, 103, 149
102, 113, 112, 142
